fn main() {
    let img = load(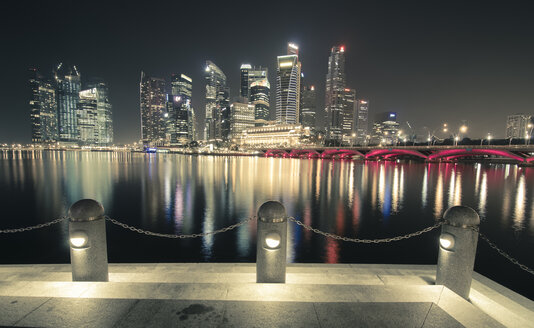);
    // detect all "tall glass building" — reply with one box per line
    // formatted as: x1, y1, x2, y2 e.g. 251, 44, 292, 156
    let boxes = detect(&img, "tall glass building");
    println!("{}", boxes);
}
250, 79, 270, 125
276, 43, 301, 125
168, 74, 193, 144
341, 88, 356, 138
229, 102, 255, 139
140, 72, 166, 146
355, 99, 369, 144
29, 68, 58, 143
240, 64, 268, 99
77, 82, 113, 146
204, 61, 228, 140
325, 46, 346, 141
300, 85, 317, 129
55, 63, 81, 143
